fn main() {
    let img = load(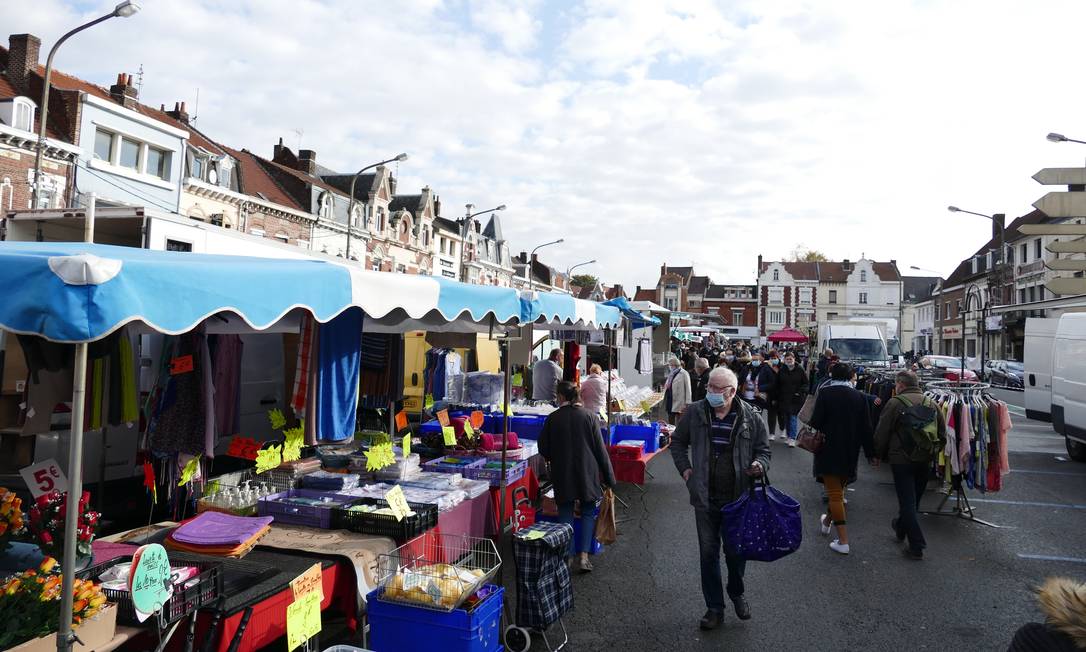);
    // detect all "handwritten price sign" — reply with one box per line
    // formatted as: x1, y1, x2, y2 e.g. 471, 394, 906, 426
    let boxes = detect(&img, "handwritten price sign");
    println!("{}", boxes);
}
286, 590, 321, 651
384, 485, 411, 522
19, 459, 68, 499
290, 563, 324, 602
